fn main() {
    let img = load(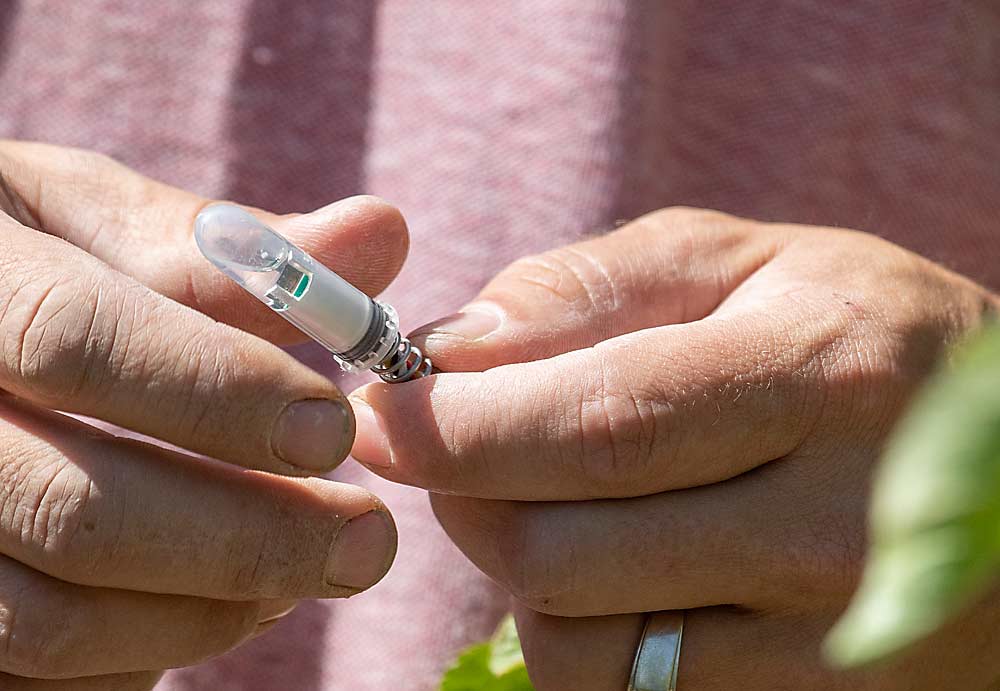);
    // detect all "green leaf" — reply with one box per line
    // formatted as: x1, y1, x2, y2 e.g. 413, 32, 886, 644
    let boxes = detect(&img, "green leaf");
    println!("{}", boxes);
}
825, 323, 1000, 667
487, 613, 526, 676
440, 615, 535, 691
